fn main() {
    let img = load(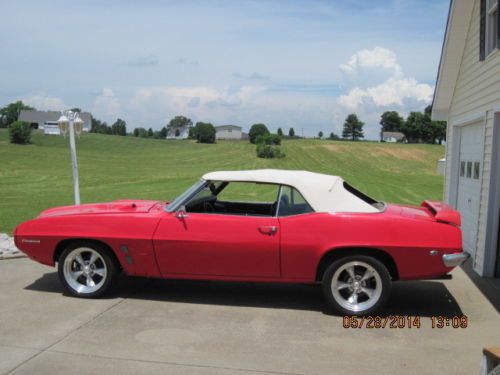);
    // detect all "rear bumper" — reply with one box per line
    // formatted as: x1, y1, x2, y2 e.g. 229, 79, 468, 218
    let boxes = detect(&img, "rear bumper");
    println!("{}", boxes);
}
442, 252, 470, 268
